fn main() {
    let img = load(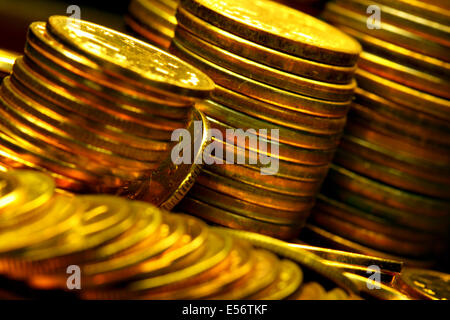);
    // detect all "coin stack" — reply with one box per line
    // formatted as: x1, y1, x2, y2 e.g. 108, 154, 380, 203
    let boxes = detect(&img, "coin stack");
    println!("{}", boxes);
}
303, 0, 450, 267
170, 0, 361, 239
0, 169, 353, 300
125, 0, 325, 50
0, 16, 214, 197
126, 0, 179, 49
